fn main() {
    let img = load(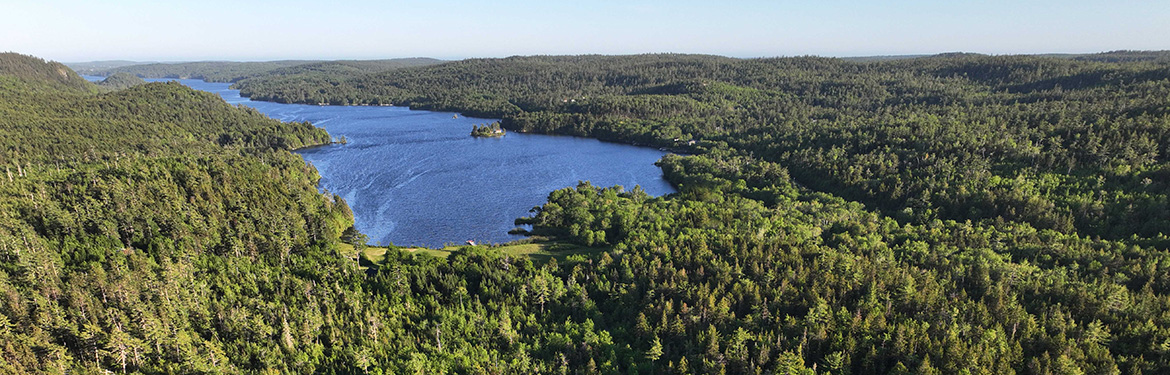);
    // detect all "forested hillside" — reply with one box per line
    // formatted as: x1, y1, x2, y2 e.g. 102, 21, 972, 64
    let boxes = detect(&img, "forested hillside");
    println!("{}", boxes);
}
77, 60, 321, 82
96, 72, 147, 90
65, 60, 149, 74
6, 50, 1170, 374
0, 53, 96, 93
248, 58, 445, 78
81, 58, 444, 84
0, 53, 358, 373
